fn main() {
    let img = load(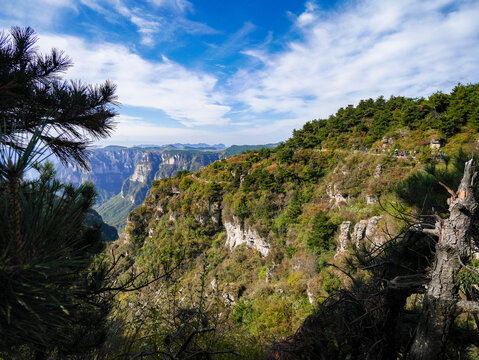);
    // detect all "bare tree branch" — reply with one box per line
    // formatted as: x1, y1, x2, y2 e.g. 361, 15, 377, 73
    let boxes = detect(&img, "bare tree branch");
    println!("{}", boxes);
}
388, 274, 429, 292
130, 349, 174, 360
175, 327, 215, 358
